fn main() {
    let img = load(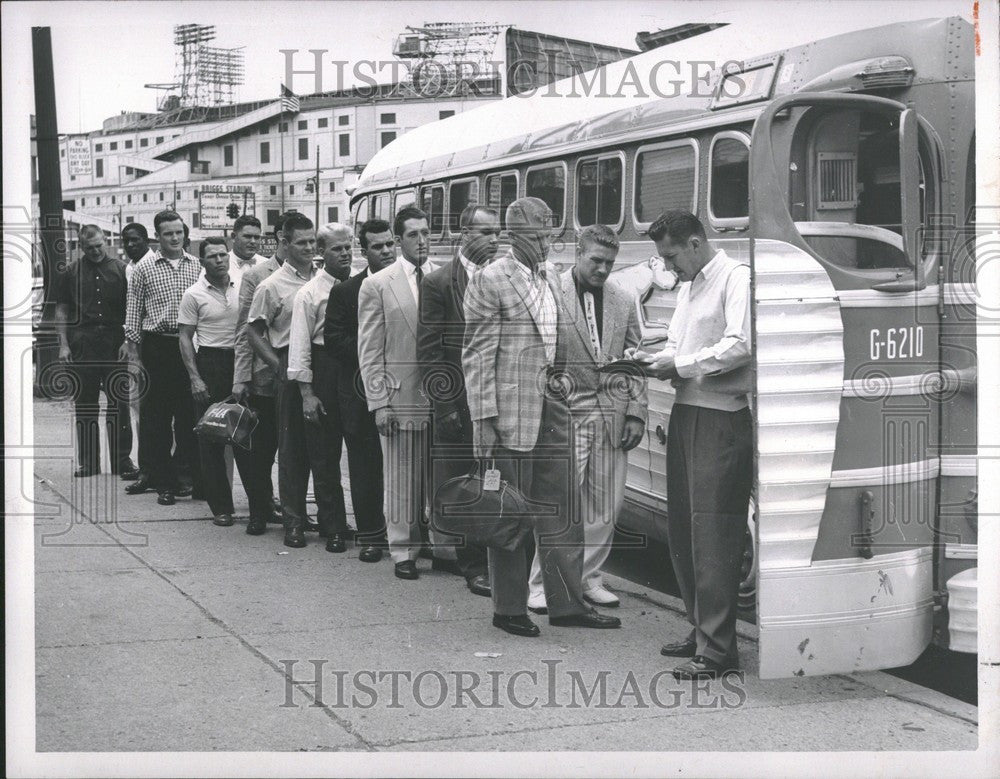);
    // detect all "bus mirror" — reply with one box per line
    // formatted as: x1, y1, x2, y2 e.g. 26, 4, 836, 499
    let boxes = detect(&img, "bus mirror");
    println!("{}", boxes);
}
899, 108, 921, 271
